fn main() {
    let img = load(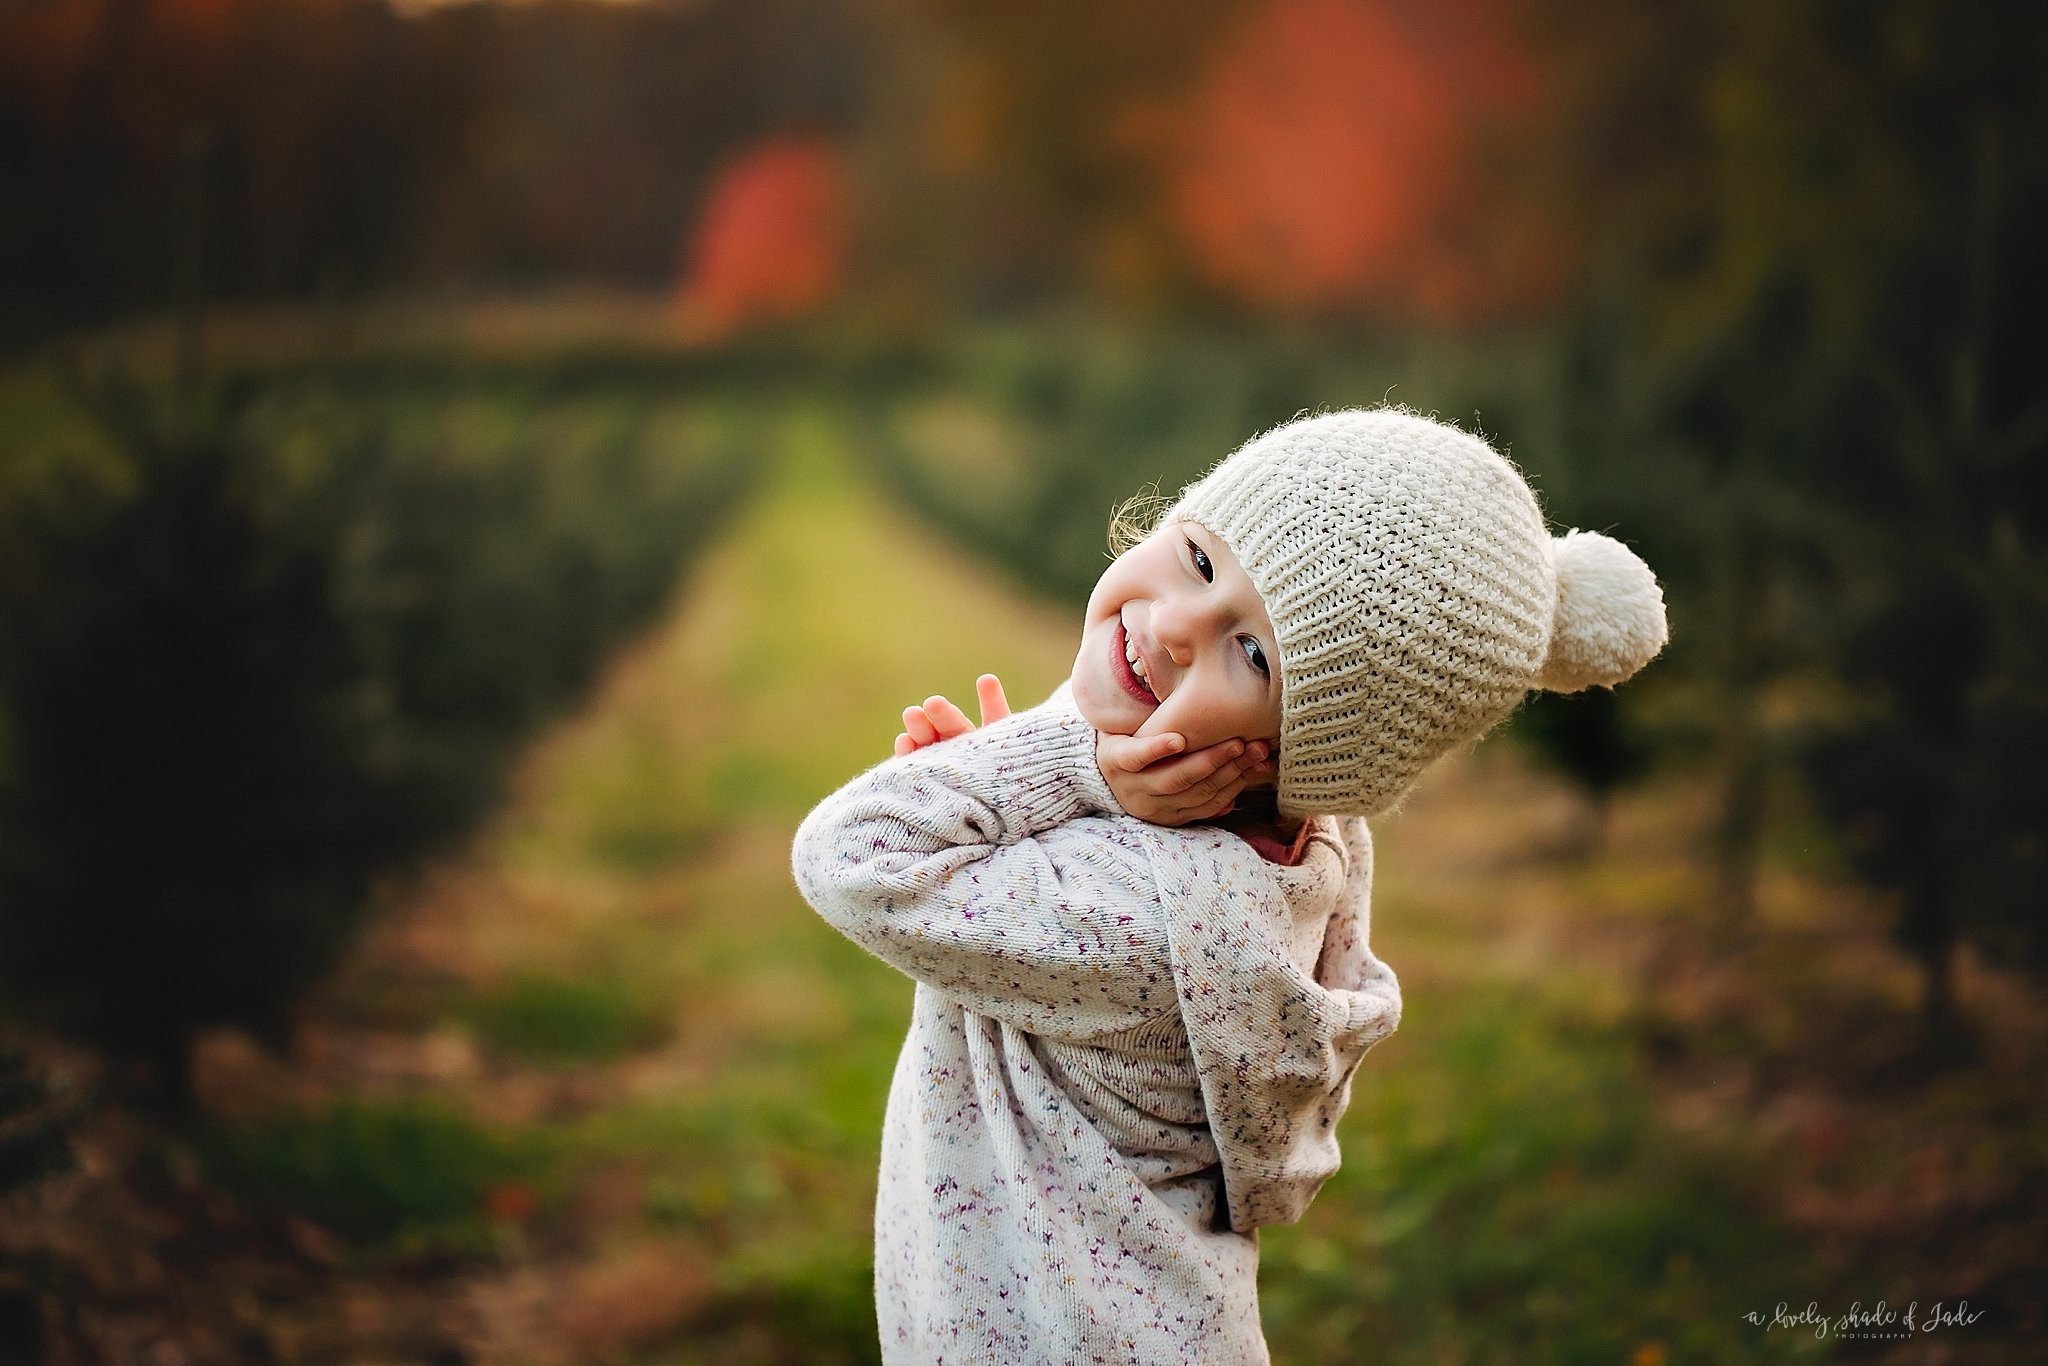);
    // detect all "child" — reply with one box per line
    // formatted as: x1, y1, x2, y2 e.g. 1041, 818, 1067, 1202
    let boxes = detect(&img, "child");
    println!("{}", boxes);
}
791, 408, 1668, 1364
